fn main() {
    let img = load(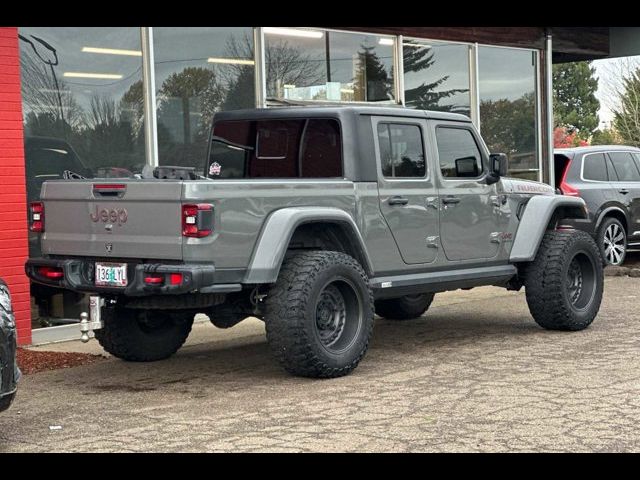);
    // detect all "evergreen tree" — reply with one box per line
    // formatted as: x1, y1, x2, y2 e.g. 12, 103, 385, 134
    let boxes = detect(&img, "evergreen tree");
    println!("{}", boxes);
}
553, 61, 600, 137
353, 45, 393, 102
403, 44, 469, 114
